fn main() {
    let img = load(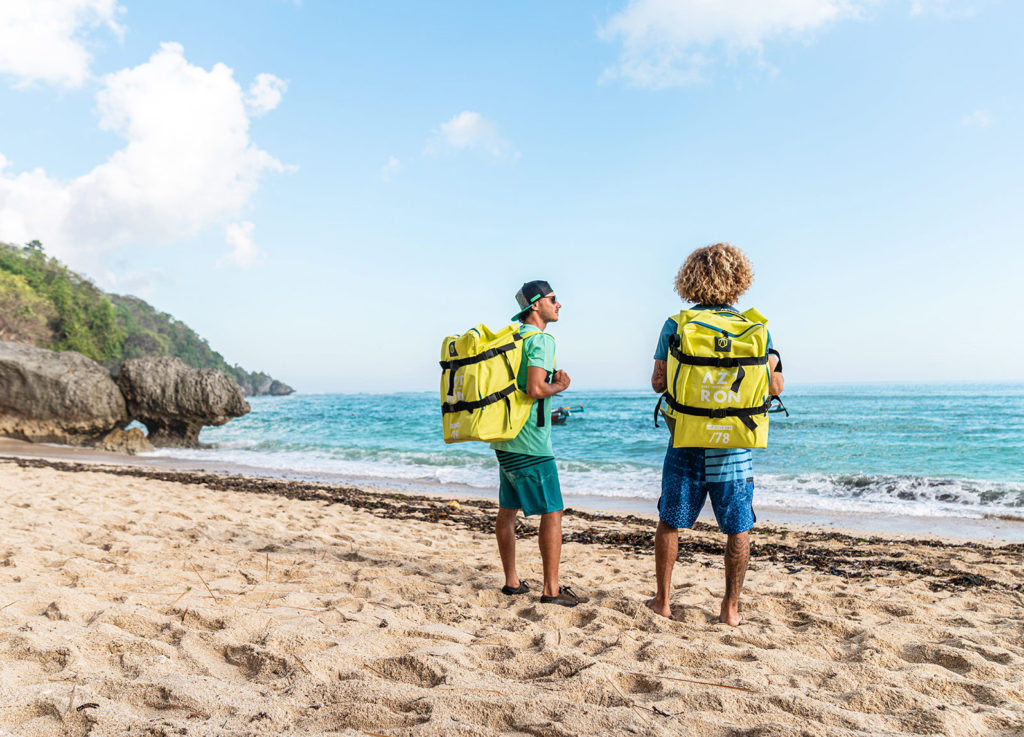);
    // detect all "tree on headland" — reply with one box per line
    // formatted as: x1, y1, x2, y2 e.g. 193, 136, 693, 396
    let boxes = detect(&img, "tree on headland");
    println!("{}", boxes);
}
0, 270, 56, 344
0, 242, 124, 361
